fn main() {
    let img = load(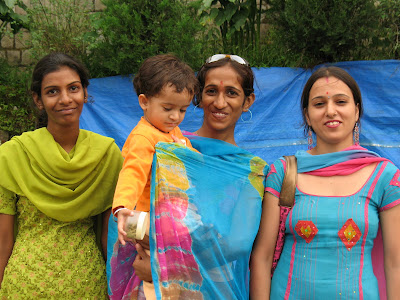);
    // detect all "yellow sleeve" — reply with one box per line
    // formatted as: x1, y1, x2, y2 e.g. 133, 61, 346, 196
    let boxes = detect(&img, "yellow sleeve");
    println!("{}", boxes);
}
112, 134, 155, 212
0, 185, 17, 215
